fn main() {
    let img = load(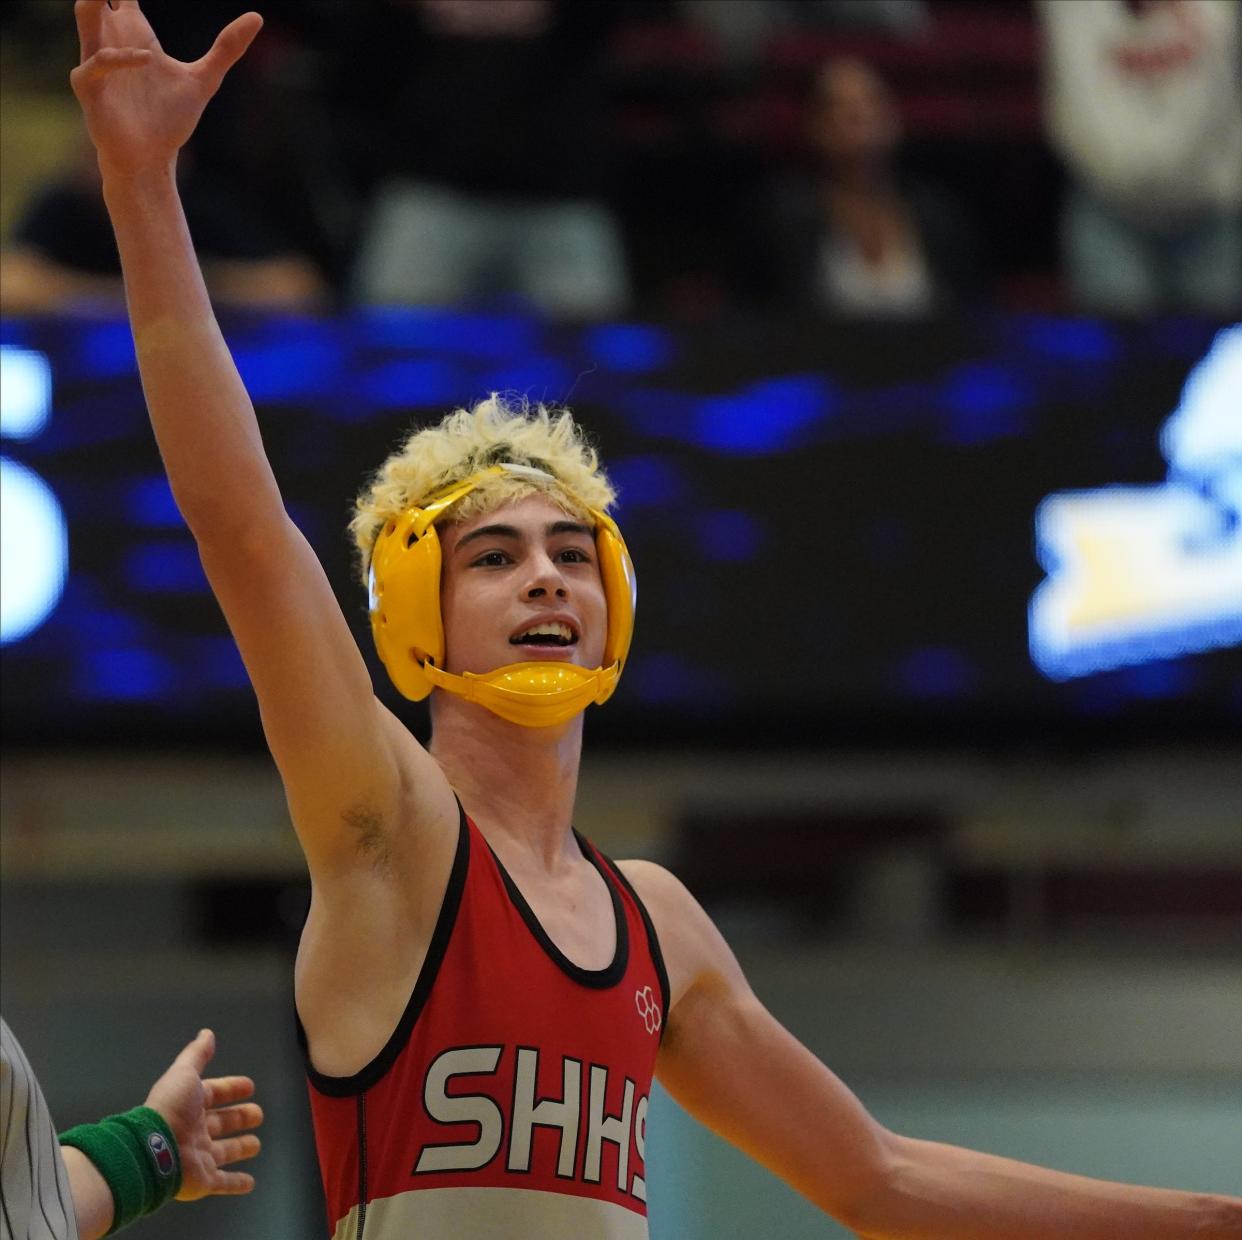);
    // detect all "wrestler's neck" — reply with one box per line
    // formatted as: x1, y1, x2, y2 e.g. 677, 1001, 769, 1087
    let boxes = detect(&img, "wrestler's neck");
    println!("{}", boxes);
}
429, 695, 585, 875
